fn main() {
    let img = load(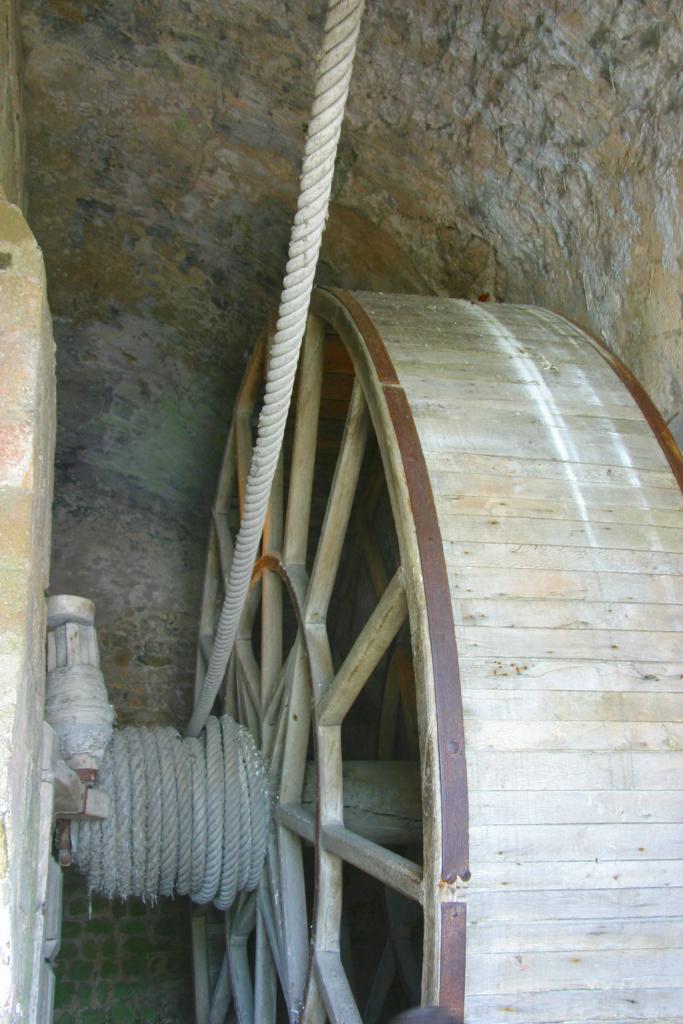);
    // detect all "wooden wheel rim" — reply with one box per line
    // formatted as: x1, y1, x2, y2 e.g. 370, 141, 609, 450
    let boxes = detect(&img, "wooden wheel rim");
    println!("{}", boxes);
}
195, 288, 683, 1024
